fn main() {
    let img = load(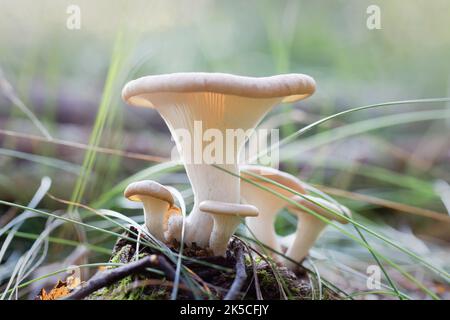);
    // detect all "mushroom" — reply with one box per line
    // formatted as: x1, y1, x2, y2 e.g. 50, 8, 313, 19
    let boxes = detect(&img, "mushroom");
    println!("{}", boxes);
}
122, 73, 315, 247
283, 195, 351, 269
199, 200, 259, 256
240, 165, 306, 256
164, 209, 184, 243
124, 180, 179, 242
